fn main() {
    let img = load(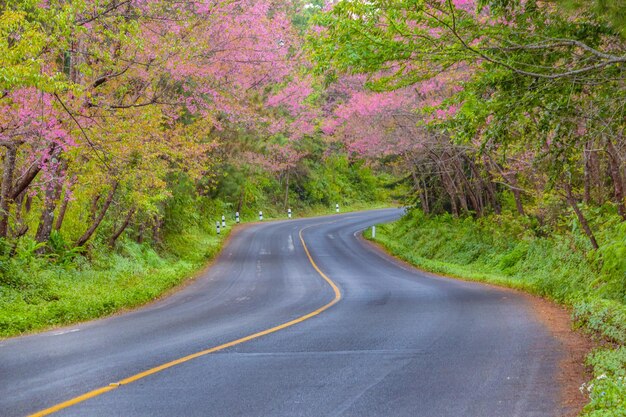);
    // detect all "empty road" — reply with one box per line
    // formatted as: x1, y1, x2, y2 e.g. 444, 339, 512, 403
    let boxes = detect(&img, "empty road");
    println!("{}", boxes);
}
1, 209, 566, 416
